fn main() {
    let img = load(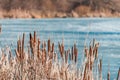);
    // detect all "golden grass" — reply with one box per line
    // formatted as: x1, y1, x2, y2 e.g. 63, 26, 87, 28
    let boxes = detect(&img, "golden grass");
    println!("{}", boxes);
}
0, 31, 103, 80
